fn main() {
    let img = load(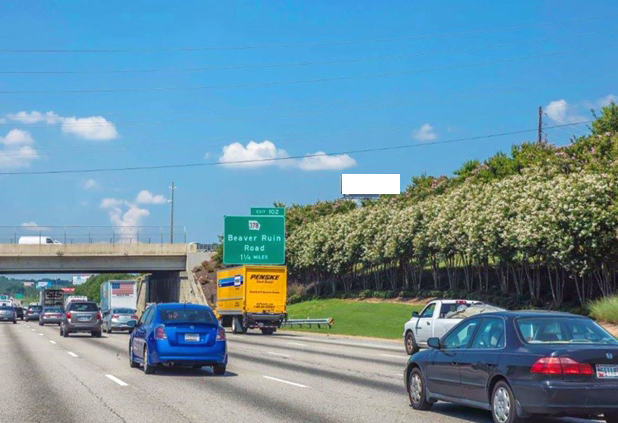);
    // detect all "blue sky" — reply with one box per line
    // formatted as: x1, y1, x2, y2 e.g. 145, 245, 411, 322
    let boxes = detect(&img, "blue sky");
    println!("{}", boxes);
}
0, 0, 616, 256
